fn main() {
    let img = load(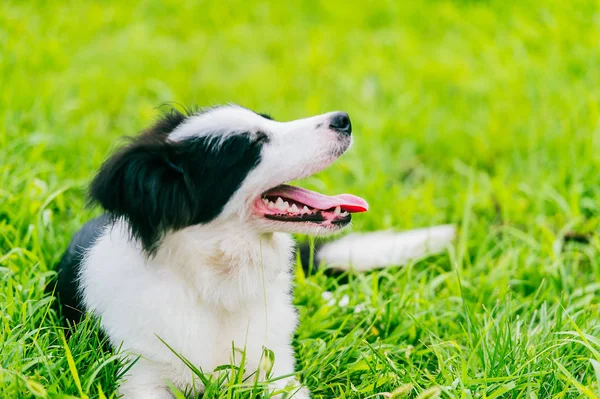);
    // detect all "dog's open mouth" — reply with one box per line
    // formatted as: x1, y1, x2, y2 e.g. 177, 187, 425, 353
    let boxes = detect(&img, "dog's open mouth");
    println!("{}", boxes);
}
255, 184, 368, 226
